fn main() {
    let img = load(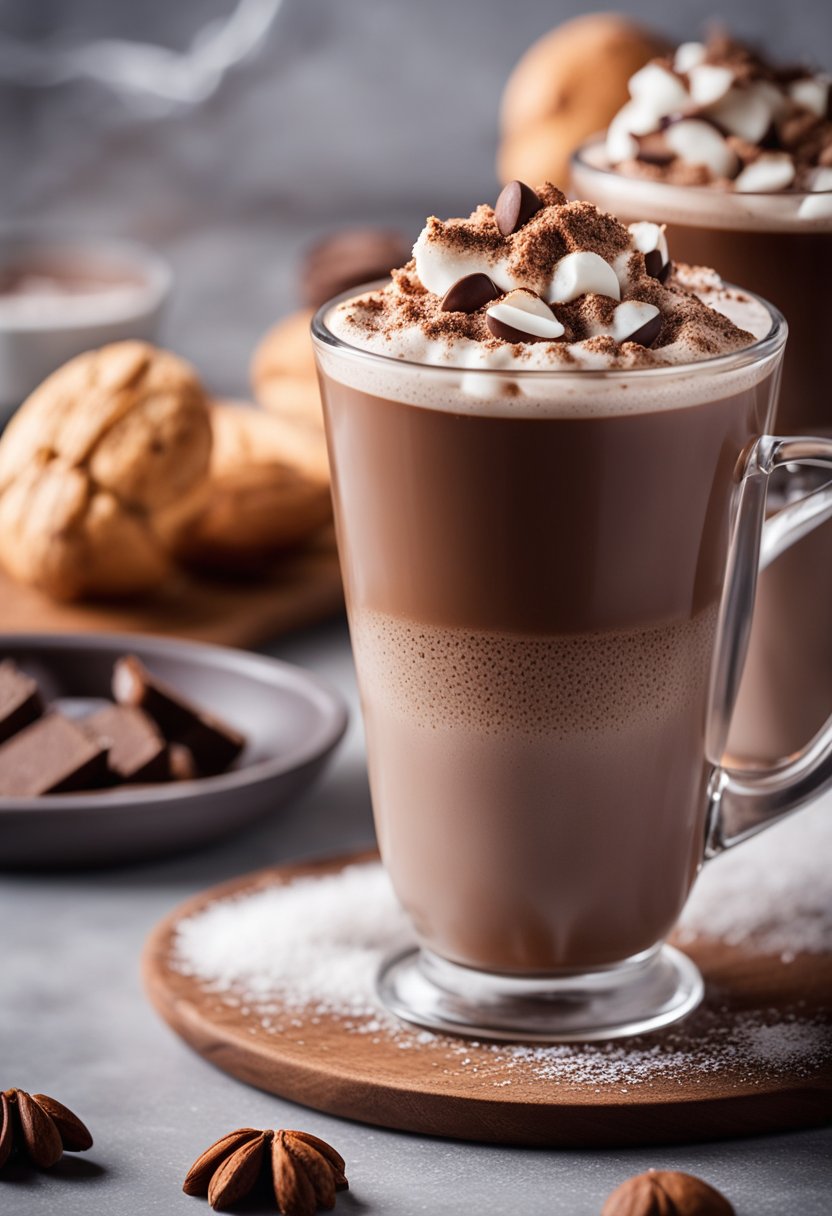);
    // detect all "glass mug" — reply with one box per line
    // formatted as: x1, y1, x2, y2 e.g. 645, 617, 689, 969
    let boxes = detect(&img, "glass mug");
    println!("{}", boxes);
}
313, 290, 832, 1041
572, 142, 832, 768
